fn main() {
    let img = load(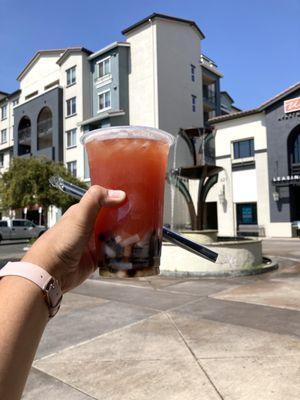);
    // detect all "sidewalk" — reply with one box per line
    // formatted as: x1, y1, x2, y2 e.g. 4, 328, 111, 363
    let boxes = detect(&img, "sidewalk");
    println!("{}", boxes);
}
22, 256, 300, 400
